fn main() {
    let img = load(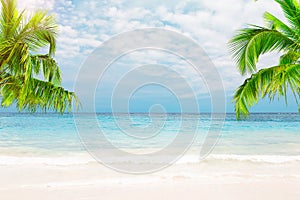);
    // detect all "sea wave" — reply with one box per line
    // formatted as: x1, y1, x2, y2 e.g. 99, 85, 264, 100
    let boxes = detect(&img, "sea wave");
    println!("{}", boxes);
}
0, 155, 94, 166
200, 154, 300, 164
0, 154, 300, 166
